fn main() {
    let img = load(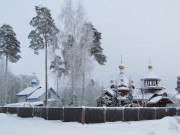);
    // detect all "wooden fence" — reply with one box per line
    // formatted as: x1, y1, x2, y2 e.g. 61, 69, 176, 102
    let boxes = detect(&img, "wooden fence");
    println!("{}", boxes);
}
0, 107, 179, 124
